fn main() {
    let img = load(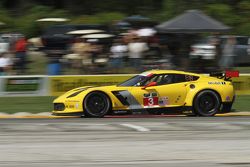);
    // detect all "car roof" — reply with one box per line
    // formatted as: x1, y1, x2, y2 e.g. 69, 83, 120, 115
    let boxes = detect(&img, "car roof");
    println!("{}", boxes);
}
141, 70, 201, 76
